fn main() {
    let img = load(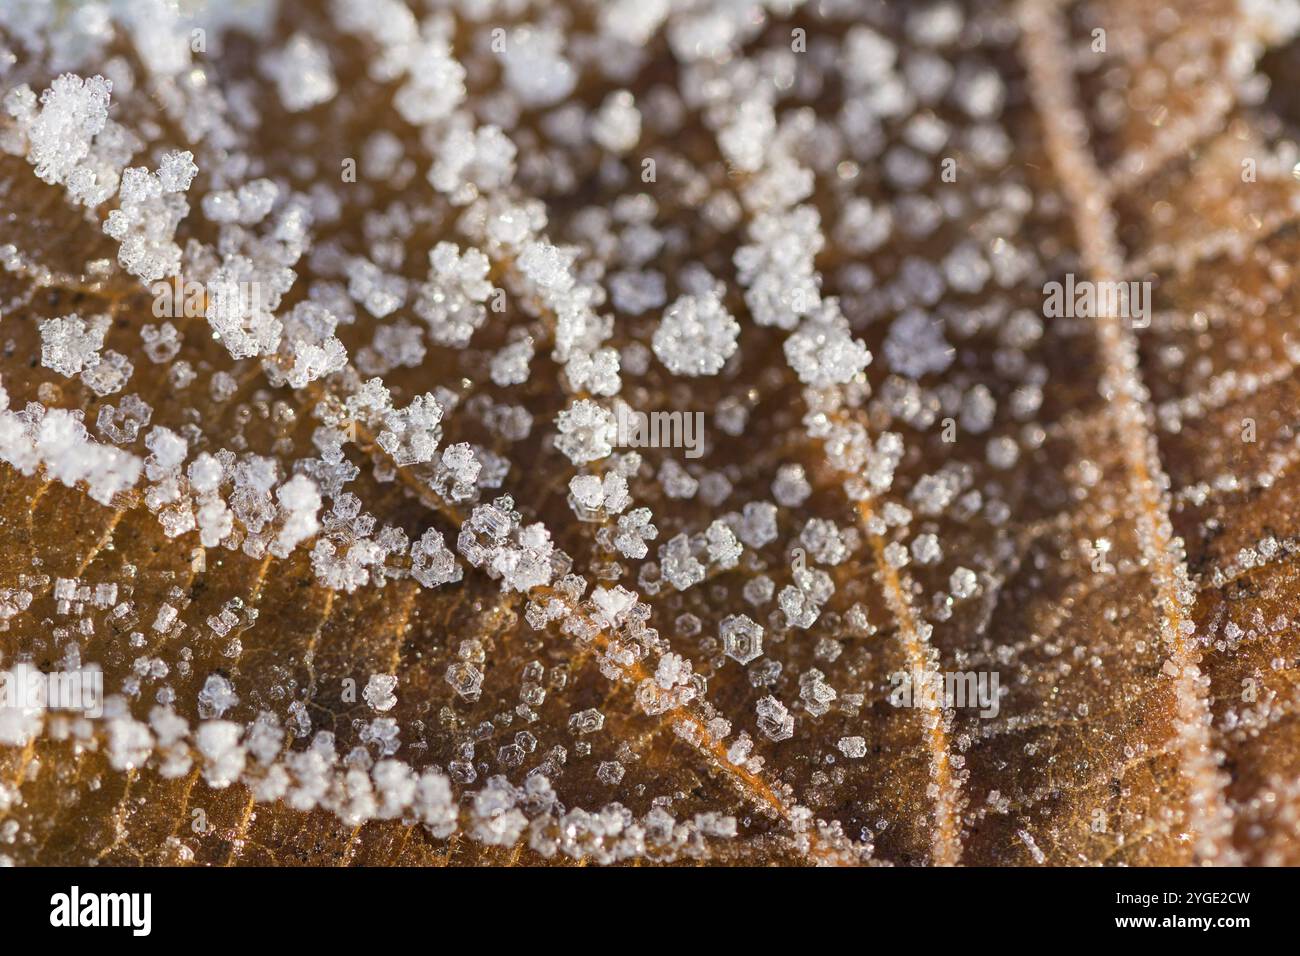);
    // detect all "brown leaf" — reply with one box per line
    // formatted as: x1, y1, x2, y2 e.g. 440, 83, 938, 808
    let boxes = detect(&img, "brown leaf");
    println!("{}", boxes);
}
1, 0, 1298, 866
